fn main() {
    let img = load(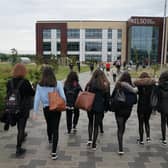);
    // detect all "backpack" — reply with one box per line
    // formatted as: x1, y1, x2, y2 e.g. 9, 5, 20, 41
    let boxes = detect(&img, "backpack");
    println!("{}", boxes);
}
3, 79, 24, 126
65, 86, 79, 107
125, 91, 137, 106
